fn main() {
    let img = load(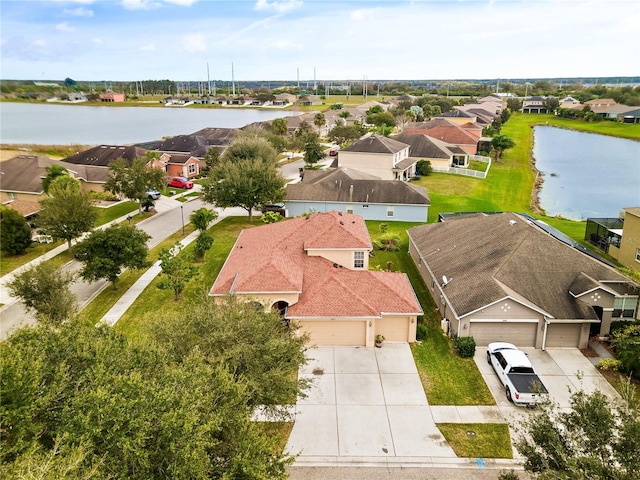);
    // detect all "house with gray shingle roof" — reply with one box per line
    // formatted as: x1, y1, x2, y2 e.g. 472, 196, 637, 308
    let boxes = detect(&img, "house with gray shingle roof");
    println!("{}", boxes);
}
285, 167, 430, 221
210, 211, 422, 347
394, 133, 470, 169
338, 134, 416, 180
408, 212, 639, 349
